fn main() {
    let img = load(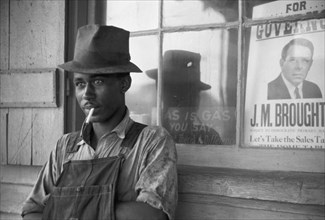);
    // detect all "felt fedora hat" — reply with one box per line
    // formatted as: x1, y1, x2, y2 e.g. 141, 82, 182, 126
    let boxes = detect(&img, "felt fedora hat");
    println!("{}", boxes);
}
146, 50, 211, 90
58, 24, 142, 74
